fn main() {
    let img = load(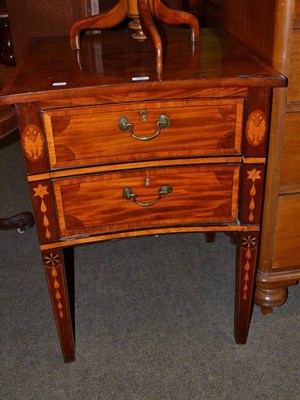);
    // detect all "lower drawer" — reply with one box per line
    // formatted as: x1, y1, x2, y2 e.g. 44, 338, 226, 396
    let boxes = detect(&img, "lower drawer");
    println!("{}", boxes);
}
43, 98, 243, 170
54, 165, 240, 238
